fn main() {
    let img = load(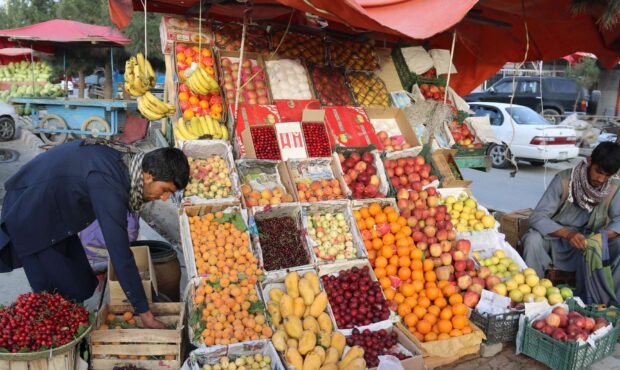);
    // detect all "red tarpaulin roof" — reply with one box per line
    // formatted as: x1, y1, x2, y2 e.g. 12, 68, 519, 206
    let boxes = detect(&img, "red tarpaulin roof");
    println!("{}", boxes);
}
0, 19, 131, 46
107, 0, 619, 95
